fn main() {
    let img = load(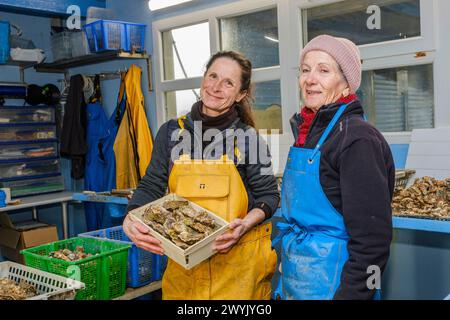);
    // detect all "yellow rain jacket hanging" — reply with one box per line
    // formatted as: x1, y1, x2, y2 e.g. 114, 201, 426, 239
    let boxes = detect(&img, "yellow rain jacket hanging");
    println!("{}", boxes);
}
114, 64, 153, 189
